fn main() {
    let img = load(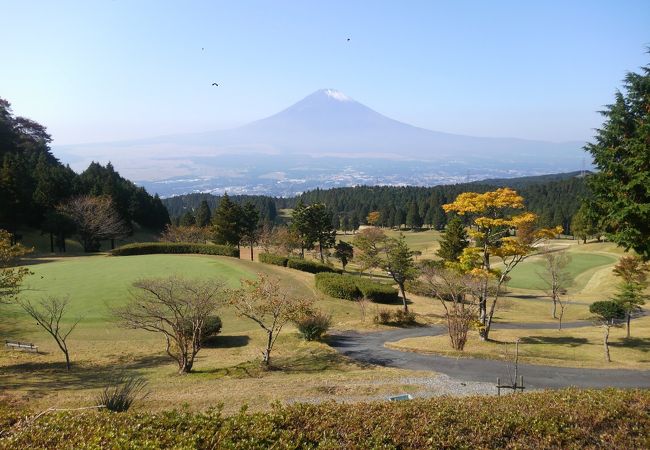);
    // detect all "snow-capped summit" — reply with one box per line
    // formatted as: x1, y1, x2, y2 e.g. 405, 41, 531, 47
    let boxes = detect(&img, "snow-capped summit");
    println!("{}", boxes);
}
323, 89, 351, 101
